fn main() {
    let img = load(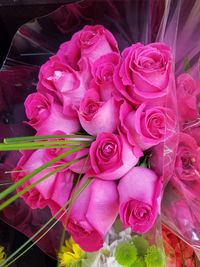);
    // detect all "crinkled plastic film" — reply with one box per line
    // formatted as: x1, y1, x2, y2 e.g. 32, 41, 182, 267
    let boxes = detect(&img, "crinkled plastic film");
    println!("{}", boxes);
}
0, 0, 199, 262
159, 0, 200, 260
